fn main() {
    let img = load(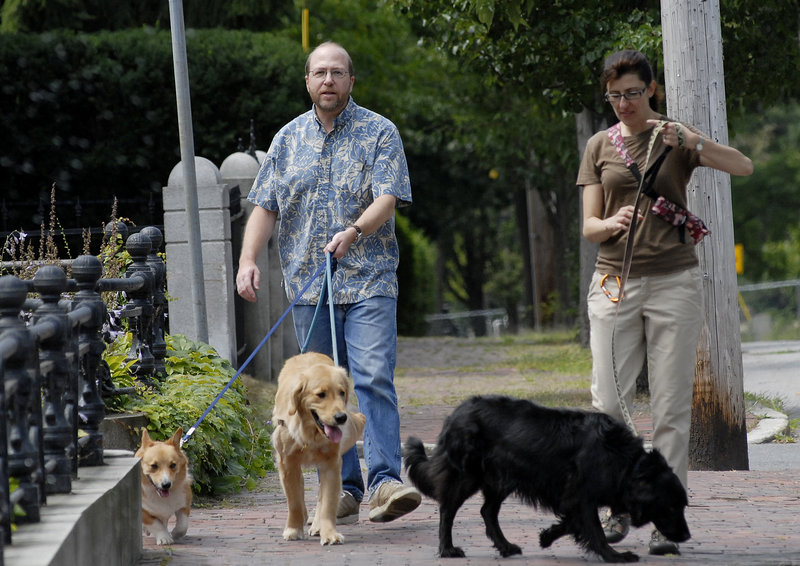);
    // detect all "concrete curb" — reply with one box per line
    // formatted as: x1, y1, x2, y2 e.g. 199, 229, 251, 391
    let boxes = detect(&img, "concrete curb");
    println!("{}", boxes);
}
747, 404, 791, 444
5, 451, 141, 566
